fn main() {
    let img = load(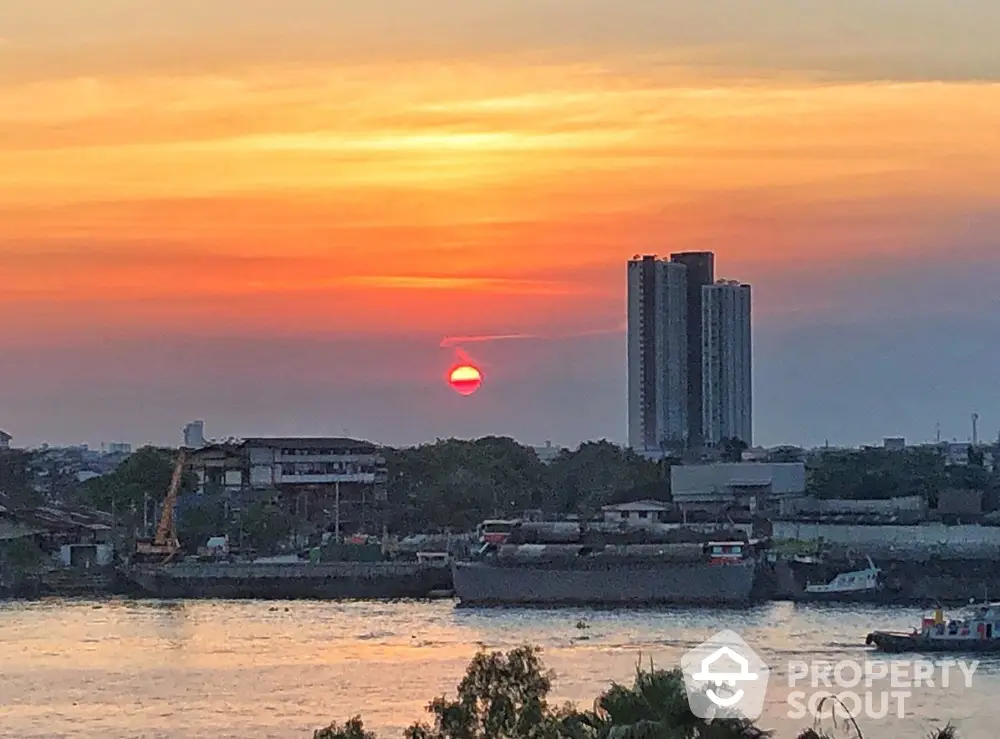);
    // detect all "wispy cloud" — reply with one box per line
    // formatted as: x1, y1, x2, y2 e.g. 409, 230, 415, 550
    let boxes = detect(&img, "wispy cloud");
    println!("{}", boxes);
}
440, 334, 537, 347
440, 325, 624, 348
341, 276, 579, 295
